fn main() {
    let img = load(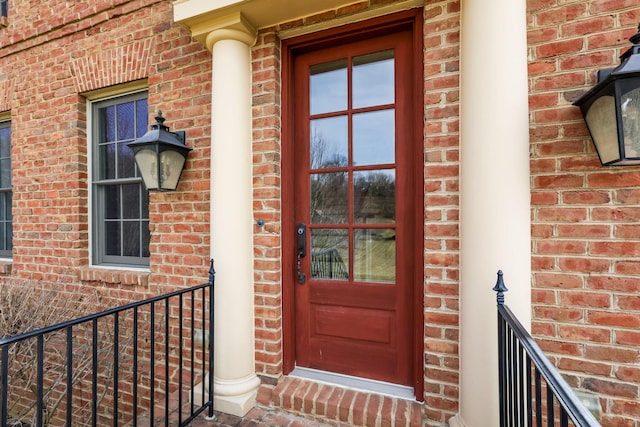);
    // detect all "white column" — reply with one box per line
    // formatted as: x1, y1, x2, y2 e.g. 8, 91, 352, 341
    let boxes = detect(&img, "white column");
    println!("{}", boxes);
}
452, 1, 531, 426
207, 23, 261, 417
